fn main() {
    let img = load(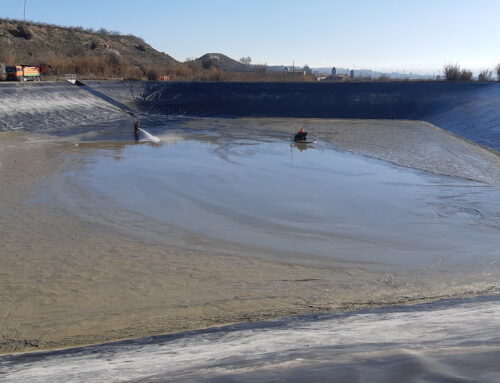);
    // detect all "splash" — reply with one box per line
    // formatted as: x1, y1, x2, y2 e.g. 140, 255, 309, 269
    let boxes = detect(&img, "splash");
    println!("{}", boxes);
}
138, 127, 161, 143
